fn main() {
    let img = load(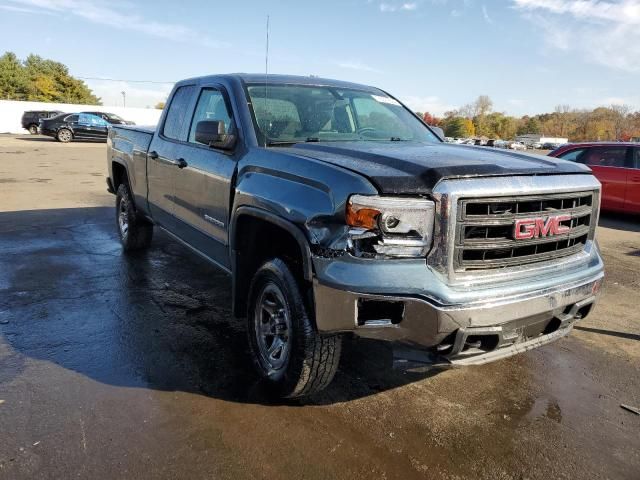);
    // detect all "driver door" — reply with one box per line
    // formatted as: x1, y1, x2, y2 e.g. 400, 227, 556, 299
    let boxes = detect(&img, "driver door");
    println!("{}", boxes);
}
171, 86, 238, 269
